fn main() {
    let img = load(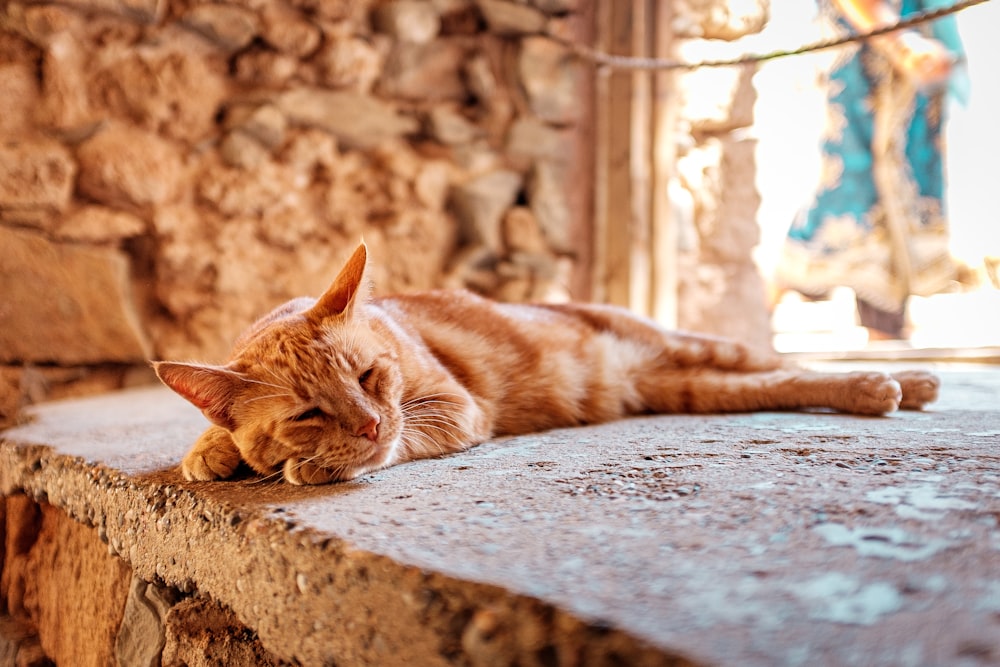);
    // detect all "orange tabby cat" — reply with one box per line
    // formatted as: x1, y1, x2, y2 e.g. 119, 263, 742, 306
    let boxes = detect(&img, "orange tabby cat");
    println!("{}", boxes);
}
154, 243, 939, 485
